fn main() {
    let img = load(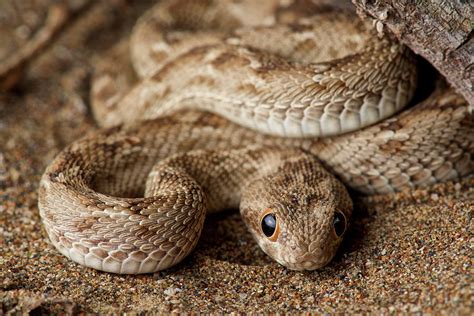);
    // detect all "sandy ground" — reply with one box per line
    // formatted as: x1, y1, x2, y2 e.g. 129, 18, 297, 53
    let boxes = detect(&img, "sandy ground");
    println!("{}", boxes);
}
0, 1, 473, 313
